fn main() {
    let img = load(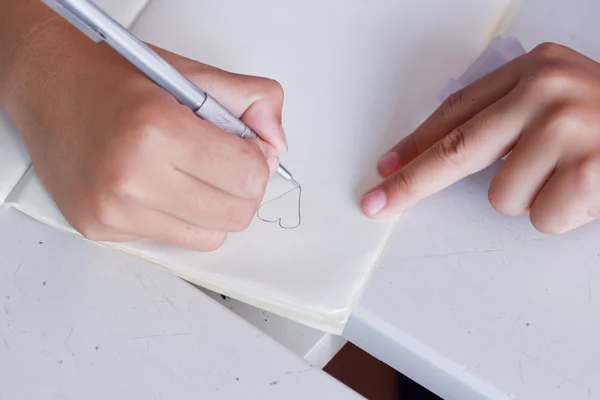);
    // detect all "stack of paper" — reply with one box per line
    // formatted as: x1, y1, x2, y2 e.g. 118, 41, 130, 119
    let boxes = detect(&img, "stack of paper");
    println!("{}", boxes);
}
0, 0, 514, 333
